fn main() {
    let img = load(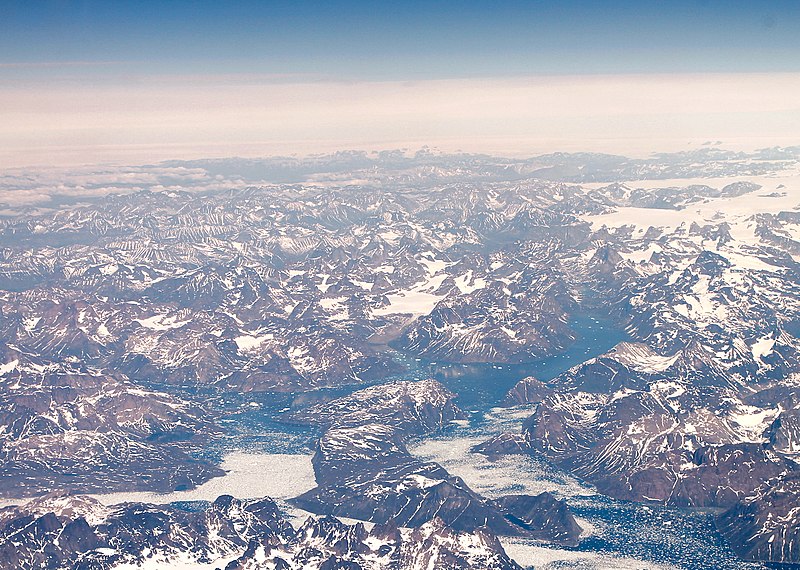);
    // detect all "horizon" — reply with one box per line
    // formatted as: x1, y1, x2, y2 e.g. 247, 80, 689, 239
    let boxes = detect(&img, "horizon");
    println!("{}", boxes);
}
4, 4, 800, 567
2, 2, 800, 168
